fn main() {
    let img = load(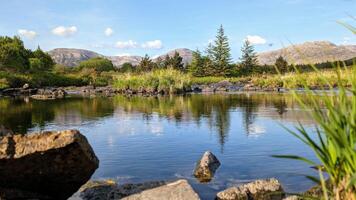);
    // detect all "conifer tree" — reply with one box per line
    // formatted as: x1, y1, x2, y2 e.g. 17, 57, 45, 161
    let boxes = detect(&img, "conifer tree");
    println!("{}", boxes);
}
239, 40, 258, 74
275, 55, 288, 73
206, 25, 232, 75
